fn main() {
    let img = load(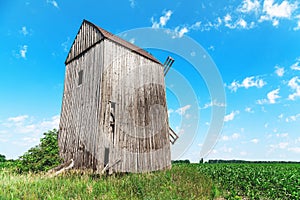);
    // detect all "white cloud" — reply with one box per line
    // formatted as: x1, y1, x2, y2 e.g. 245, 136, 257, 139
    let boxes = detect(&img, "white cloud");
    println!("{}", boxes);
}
278, 142, 289, 149
168, 109, 174, 116
251, 138, 259, 144
228, 76, 266, 92
267, 88, 281, 104
275, 66, 285, 77
285, 113, 300, 122
20, 45, 28, 59
224, 110, 239, 122
257, 88, 282, 105
151, 10, 173, 29
175, 105, 191, 115
237, 18, 248, 28
221, 133, 241, 141
290, 62, 300, 70
8, 115, 28, 123
288, 76, 300, 100
245, 107, 254, 113
260, 0, 298, 26
232, 133, 241, 139
224, 14, 232, 23
129, 38, 135, 44
47, 0, 59, 8
222, 135, 229, 141
61, 37, 70, 53
240, 151, 248, 156
294, 16, 300, 30
190, 21, 202, 30
172, 26, 189, 38
129, 0, 135, 8
288, 147, 300, 153
208, 45, 215, 51
276, 133, 288, 138
263, 0, 297, 18
20, 115, 59, 134
238, 0, 260, 13
272, 19, 279, 27
202, 99, 226, 109
20, 26, 28, 36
